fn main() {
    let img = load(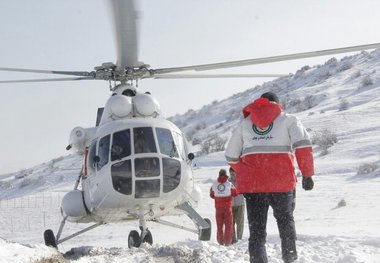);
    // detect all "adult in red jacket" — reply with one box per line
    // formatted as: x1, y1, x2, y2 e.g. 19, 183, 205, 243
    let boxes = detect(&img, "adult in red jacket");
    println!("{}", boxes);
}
210, 169, 237, 246
225, 92, 314, 263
